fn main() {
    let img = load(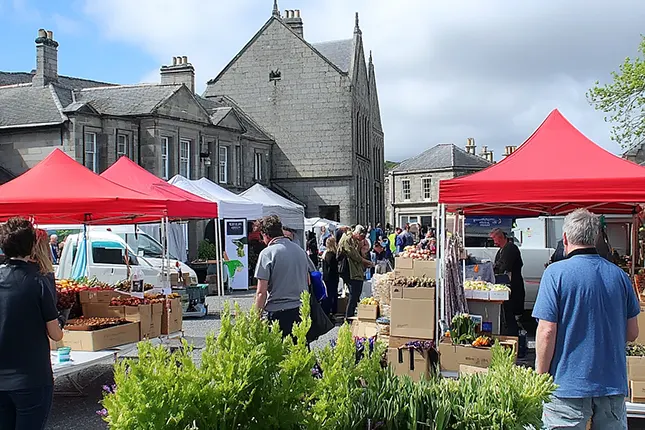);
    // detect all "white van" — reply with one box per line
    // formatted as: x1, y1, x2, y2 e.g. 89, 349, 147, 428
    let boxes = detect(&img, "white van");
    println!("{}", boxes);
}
57, 231, 161, 286
44, 225, 197, 285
